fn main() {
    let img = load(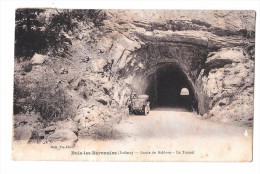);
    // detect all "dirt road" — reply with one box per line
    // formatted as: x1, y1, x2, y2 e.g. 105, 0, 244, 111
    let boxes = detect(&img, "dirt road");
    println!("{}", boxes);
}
13, 108, 253, 161
117, 108, 251, 140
